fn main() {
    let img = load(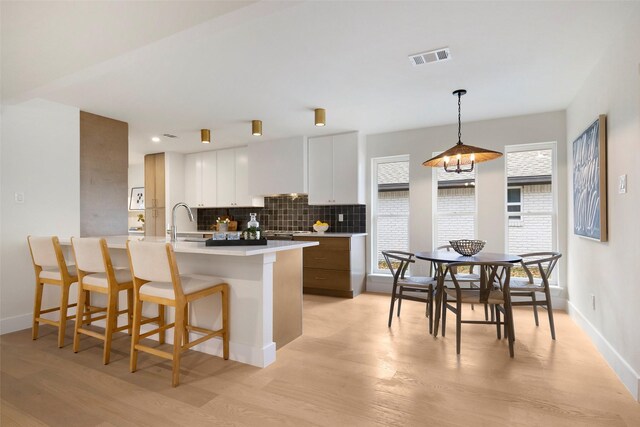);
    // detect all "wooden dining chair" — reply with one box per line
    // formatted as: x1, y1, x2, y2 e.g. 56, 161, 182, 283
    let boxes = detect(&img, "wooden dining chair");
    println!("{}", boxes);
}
509, 252, 562, 339
382, 251, 437, 333
441, 261, 515, 357
71, 237, 134, 364
27, 235, 80, 348
435, 245, 490, 320
127, 240, 230, 387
